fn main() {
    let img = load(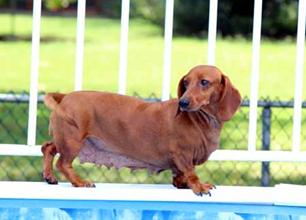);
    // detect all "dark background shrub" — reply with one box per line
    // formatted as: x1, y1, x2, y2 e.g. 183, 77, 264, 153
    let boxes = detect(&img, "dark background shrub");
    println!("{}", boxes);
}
0, 0, 300, 38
